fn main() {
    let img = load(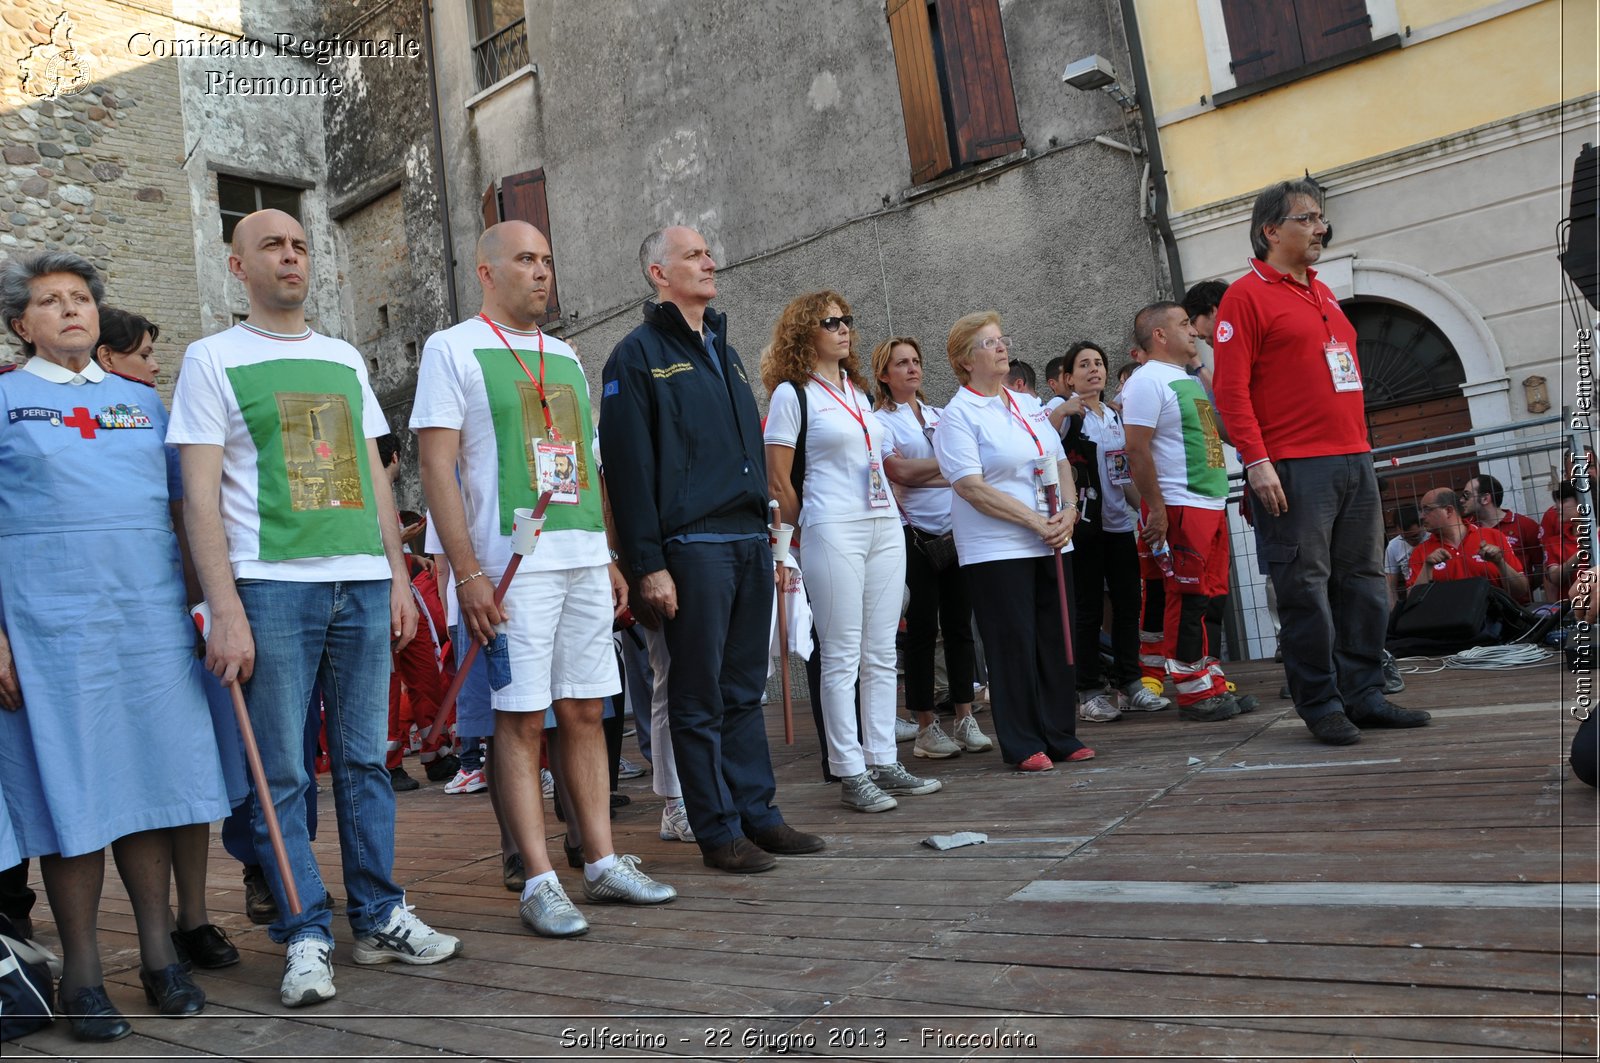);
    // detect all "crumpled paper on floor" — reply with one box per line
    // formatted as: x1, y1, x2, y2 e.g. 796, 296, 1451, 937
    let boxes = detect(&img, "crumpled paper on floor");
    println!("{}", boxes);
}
921, 831, 988, 851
